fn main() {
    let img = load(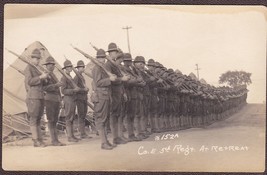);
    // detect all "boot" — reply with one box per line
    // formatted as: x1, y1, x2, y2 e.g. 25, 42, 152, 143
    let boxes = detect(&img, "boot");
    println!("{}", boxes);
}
128, 134, 142, 142
51, 122, 66, 146
37, 123, 47, 146
31, 125, 46, 147
66, 122, 78, 142
48, 122, 56, 144
71, 124, 80, 141
79, 120, 92, 139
